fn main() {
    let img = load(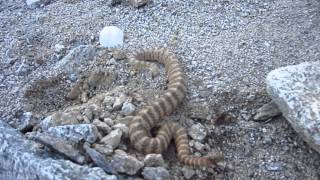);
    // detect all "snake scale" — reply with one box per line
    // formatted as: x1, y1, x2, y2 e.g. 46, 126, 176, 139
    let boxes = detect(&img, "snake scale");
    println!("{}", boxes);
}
128, 48, 222, 167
